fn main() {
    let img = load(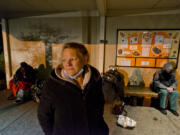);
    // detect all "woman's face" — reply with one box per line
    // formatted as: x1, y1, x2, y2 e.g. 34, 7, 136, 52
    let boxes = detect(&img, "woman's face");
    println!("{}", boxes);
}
62, 48, 84, 76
